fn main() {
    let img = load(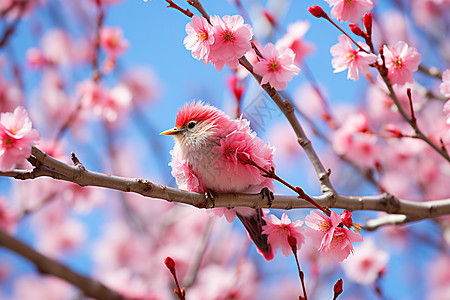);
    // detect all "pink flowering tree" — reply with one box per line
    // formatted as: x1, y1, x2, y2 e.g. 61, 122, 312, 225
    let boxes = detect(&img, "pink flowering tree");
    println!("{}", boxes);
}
0, 0, 449, 299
